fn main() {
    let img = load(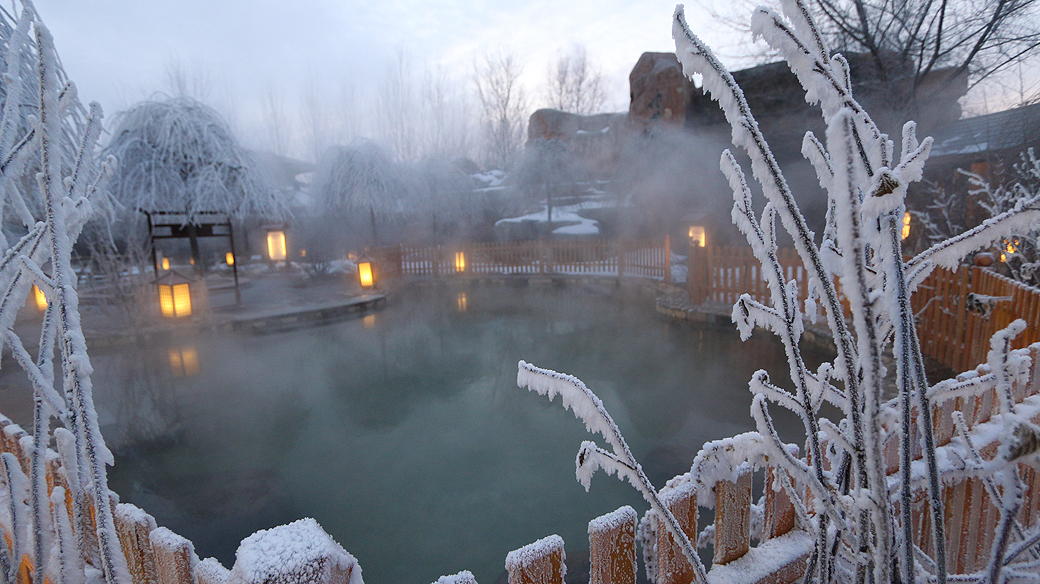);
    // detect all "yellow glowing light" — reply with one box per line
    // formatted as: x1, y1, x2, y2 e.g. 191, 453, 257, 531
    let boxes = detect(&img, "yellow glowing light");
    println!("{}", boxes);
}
363, 314, 376, 328
162, 257, 170, 271
226, 252, 235, 266
300, 249, 307, 258
348, 252, 357, 261
455, 251, 466, 273
31, 285, 46, 311
358, 260, 374, 289
158, 282, 192, 318
688, 226, 706, 247
267, 230, 287, 261
457, 292, 467, 312
169, 347, 200, 377
902, 211, 911, 240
